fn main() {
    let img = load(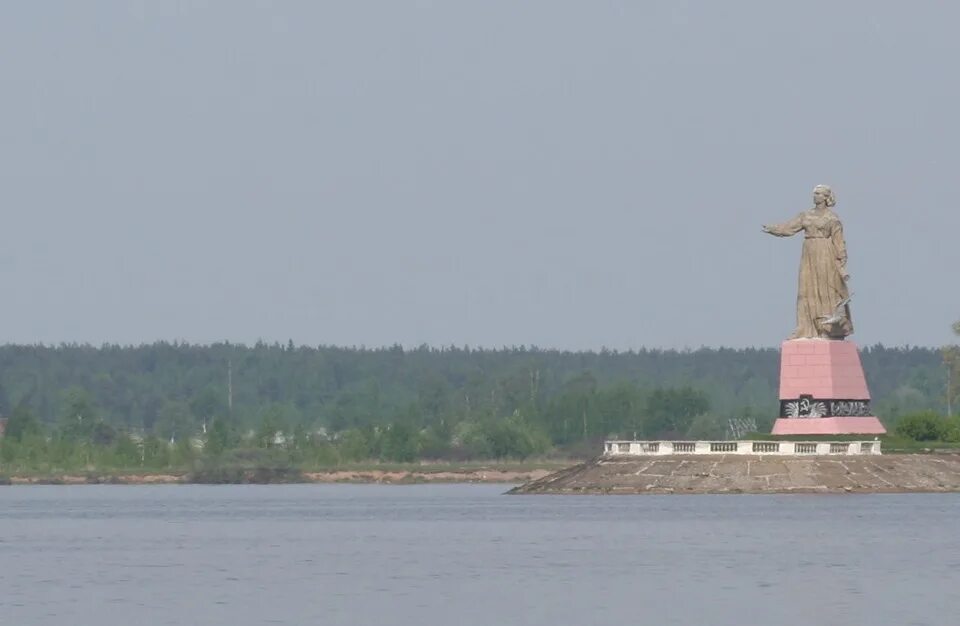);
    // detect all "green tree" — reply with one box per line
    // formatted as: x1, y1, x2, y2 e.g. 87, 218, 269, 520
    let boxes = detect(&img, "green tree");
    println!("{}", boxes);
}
171, 436, 196, 467
418, 424, 452, 459
462, 415, 550, 460
0, 383, 10, 417
312, 440, 340, 466
945, 320, 960, 416
89, 421, 118, 446
380, 422, 420, 462
256, 405, 287, 448
895, 411, 948, 441
290, 422, 311, 451
685, 413, 725, 440
337, 428, 377, 461
142, 435, 170, 467
4, 404, 42, 442
205, 418, 234, 456
156, 400, 194, 443
594, 382, 645, 439
645, 387, 710, 438
417, 375, 450, 424
112, 434, 143, 467
564, 371, 598, 441
191, 386, 225, 429
58, 386, 98, 442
